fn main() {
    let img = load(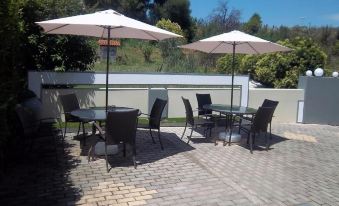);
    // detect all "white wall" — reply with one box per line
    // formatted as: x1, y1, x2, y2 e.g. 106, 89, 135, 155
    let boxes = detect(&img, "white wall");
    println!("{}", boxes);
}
248, 89, 304, 123
40, 87, 303, 123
